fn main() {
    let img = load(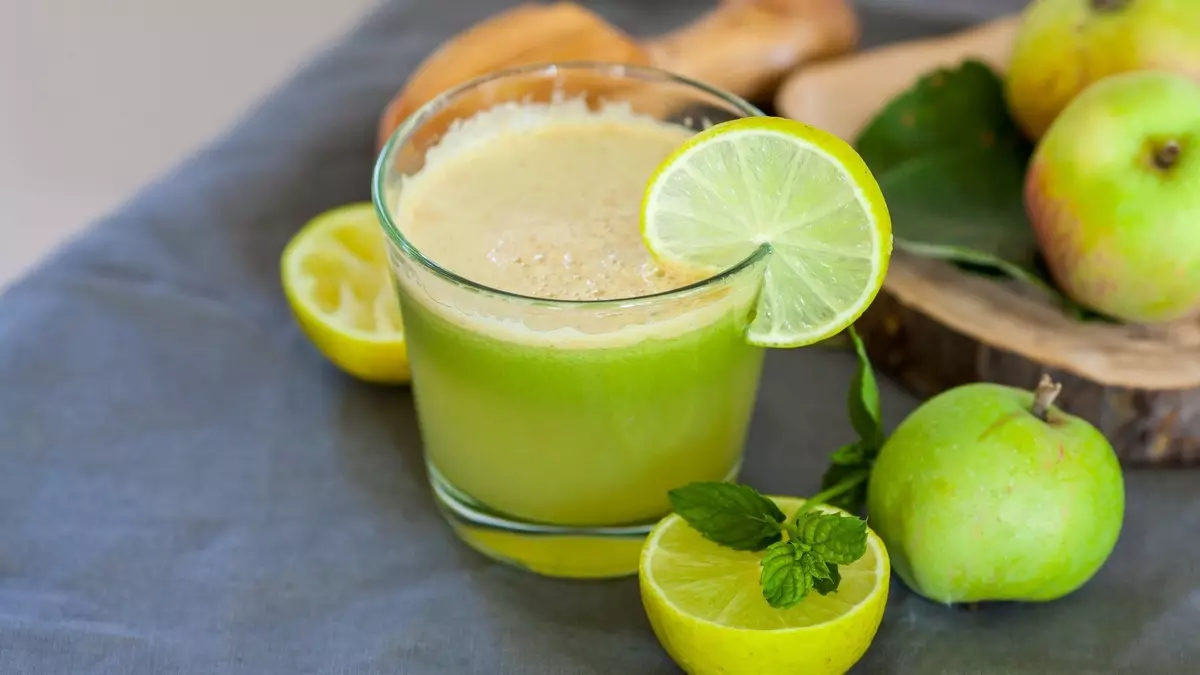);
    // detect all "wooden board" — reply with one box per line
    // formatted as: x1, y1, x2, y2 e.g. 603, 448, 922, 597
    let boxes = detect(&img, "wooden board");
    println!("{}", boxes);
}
858, 253, 1200, 465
